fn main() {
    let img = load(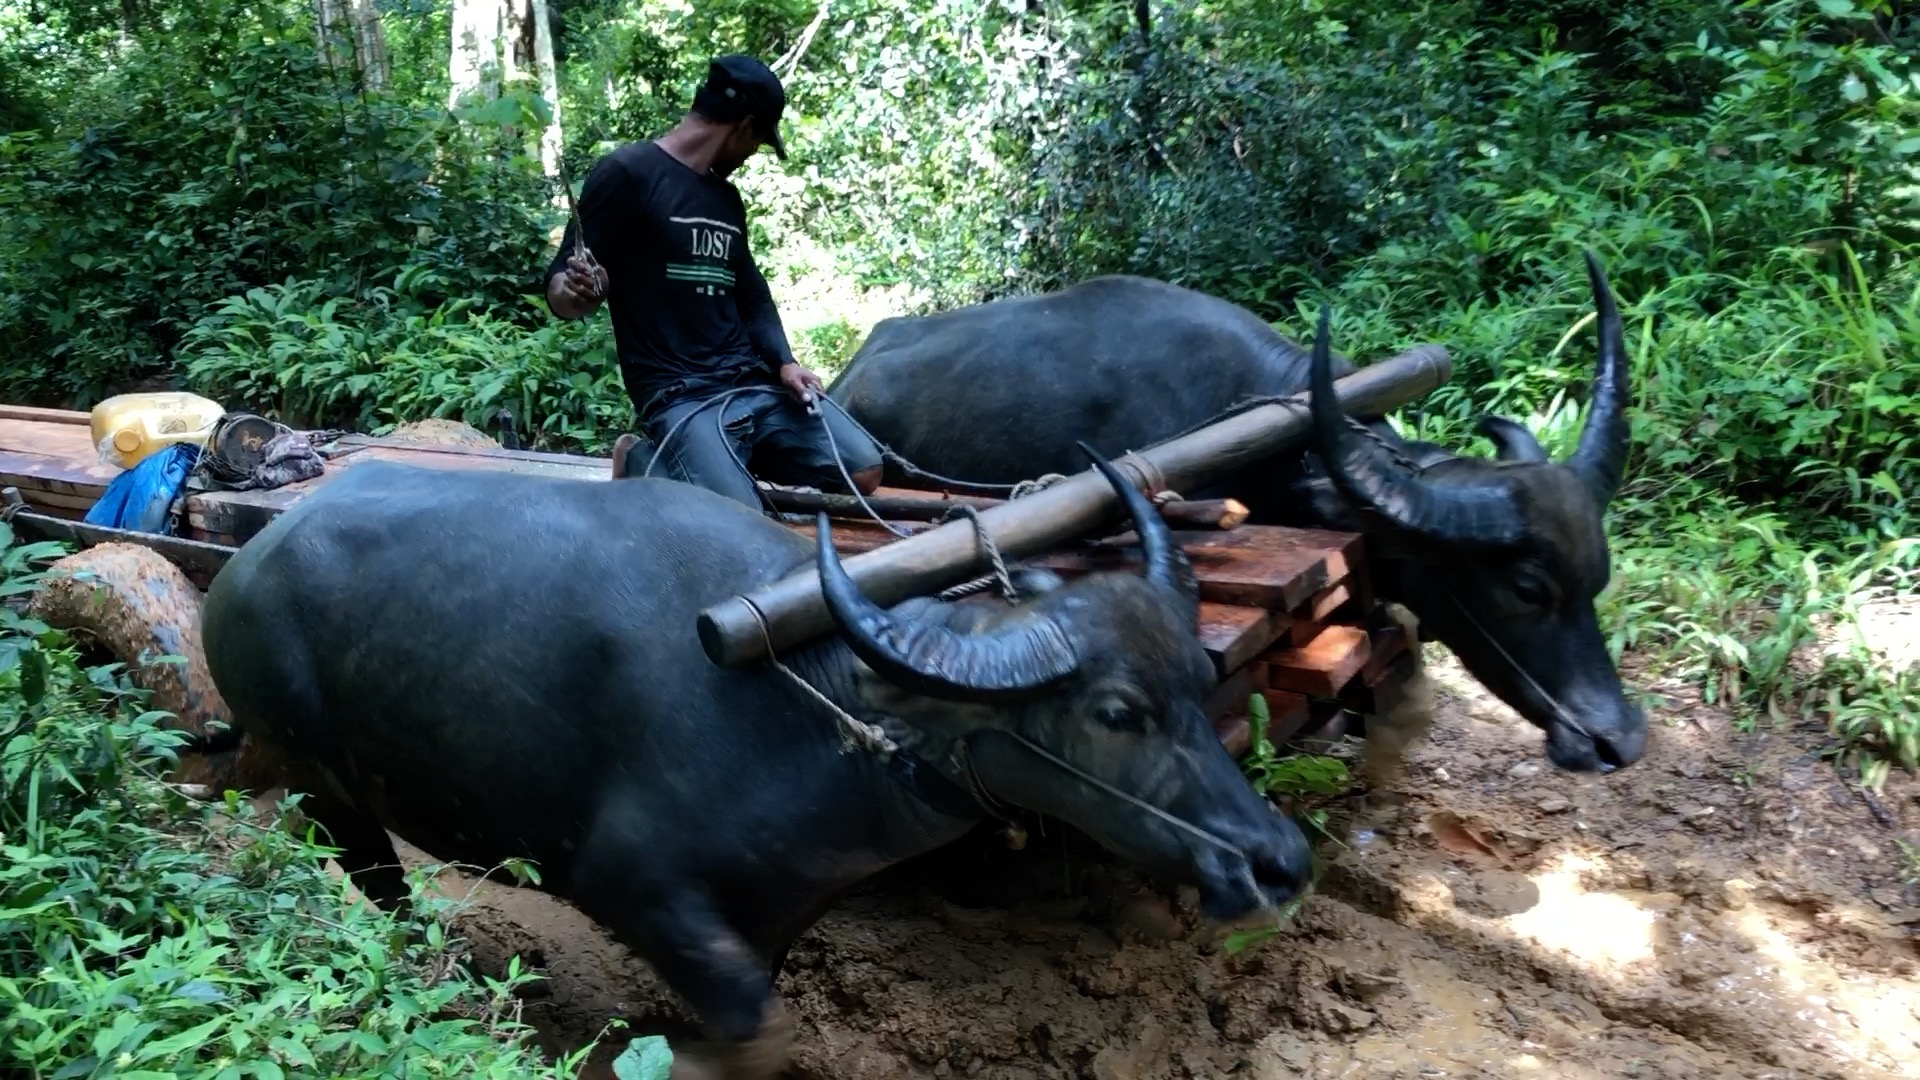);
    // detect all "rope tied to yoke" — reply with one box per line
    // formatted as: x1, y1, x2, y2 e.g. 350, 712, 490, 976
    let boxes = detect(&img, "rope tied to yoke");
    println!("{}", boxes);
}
751, 611, 901, 757
935, 504, 1020, 603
